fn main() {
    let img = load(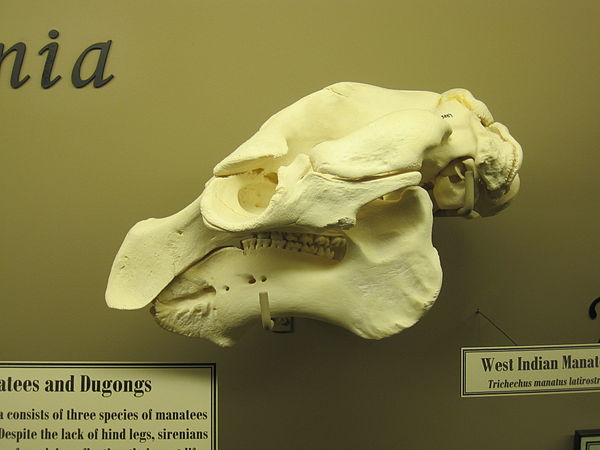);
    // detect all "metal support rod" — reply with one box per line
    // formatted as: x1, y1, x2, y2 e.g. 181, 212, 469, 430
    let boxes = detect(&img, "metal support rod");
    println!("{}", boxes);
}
476, 308, 518, 346
259, 291, 274, 331
457, 158, 476, 218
